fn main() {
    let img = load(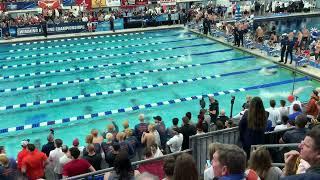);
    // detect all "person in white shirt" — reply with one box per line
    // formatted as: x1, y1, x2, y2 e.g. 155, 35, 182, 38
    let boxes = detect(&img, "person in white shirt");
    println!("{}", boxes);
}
58, 145, 71, 174
288, 95, 302, 114
274, 115, 289, 131
266, 99, 281, 127
278, 99, 289, 118
166, 128, 183, 153
48, 139, 65, 179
